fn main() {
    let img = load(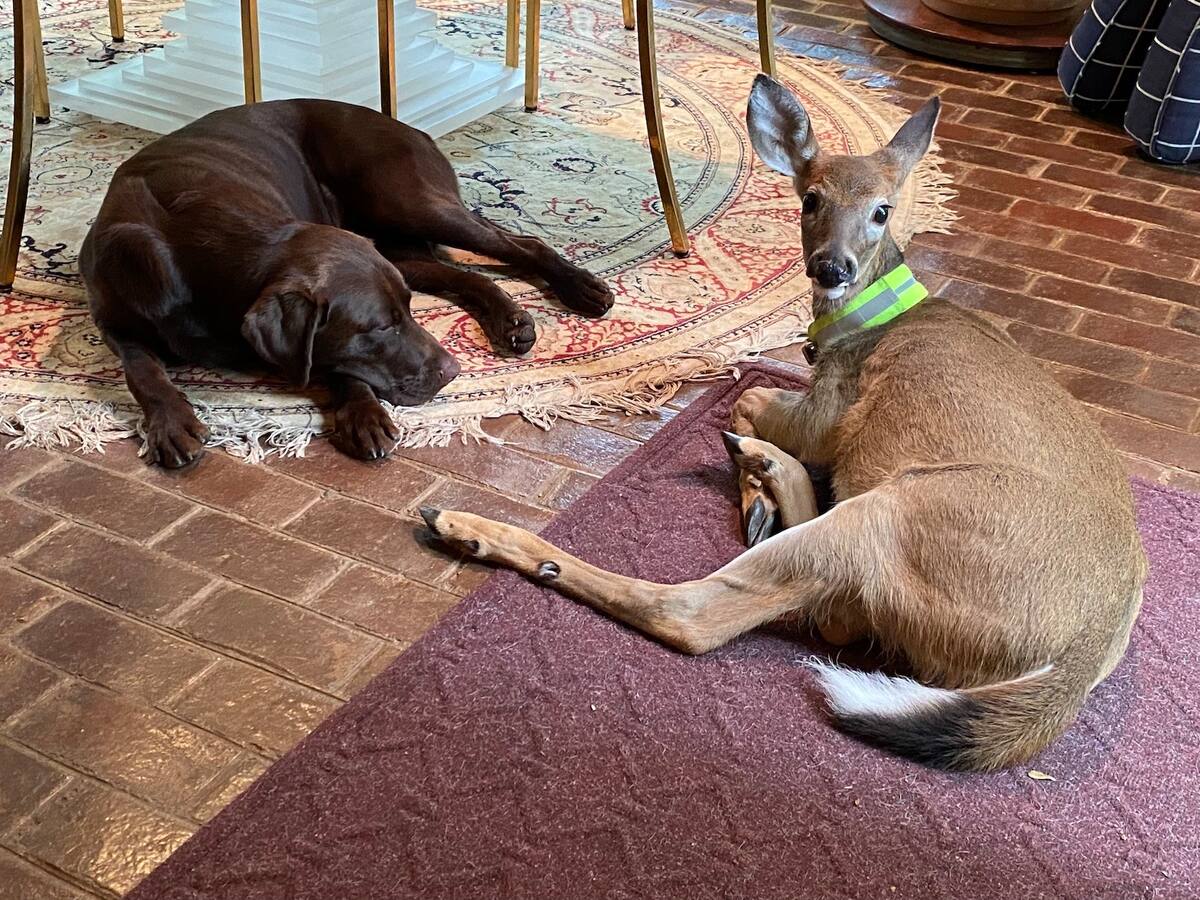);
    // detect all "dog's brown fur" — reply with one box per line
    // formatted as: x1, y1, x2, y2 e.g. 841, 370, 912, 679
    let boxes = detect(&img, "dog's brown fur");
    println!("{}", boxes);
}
419, 77, 1146, 772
